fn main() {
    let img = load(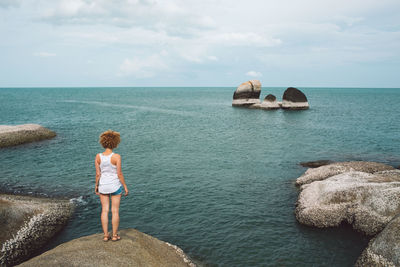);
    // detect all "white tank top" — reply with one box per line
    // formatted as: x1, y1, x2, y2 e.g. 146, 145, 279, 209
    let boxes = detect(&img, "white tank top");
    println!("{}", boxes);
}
98, 153, 122, 194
